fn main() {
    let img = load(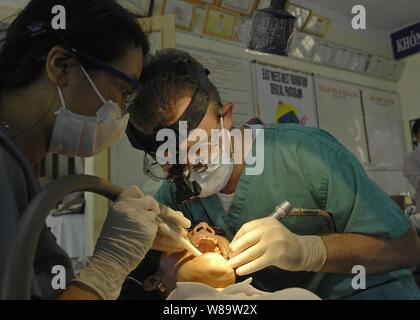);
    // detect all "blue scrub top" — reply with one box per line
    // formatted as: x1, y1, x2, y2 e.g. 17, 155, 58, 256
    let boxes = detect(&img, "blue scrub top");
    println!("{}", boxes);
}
0, 124, 73, 299
155, 124, 420, 300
